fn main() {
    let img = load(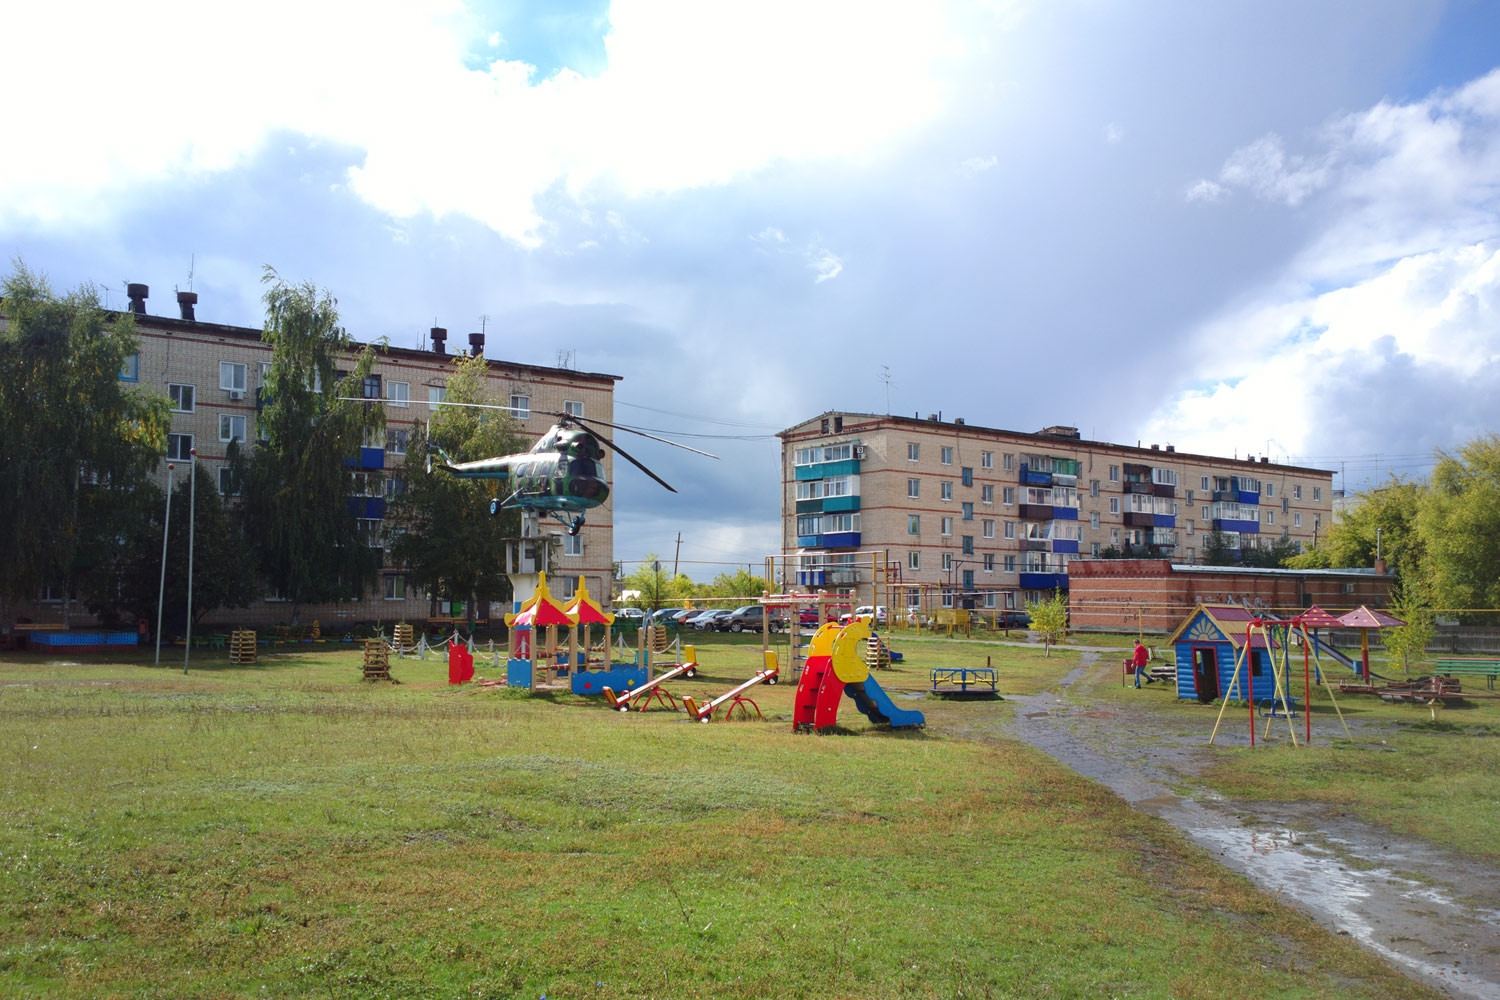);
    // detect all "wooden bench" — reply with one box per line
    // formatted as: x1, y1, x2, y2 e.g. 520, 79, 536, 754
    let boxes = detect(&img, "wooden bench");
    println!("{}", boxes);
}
1433, 658, 1500, 691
